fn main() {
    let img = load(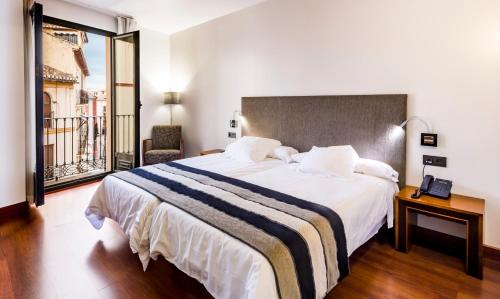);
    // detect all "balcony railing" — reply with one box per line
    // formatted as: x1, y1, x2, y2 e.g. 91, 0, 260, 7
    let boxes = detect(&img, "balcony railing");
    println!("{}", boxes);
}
43, 116, 107, 183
